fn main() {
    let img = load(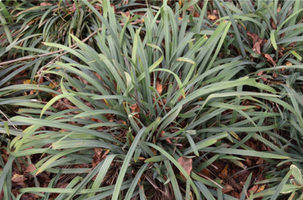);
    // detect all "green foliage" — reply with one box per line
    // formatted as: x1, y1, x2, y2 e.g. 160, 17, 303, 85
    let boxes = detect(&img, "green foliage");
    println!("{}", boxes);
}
1, 0, 303, 199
